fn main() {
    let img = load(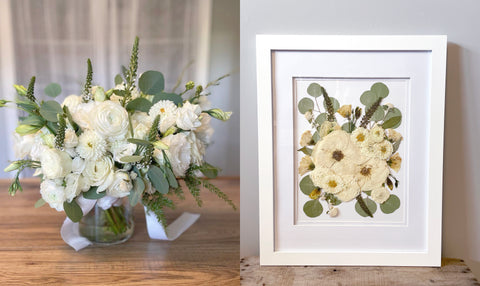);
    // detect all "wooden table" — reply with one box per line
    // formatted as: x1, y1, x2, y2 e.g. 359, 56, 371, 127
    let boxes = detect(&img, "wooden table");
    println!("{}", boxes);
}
0, 178, 240, 285
241, 257, 479, 286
